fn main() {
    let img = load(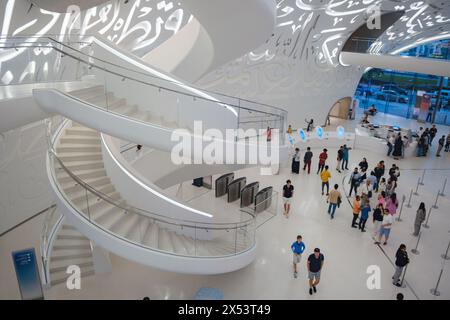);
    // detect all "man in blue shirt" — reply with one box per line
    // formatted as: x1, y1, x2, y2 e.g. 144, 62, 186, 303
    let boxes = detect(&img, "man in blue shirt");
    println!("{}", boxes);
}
341, 144, 351, 170
291, 235, 306, 278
